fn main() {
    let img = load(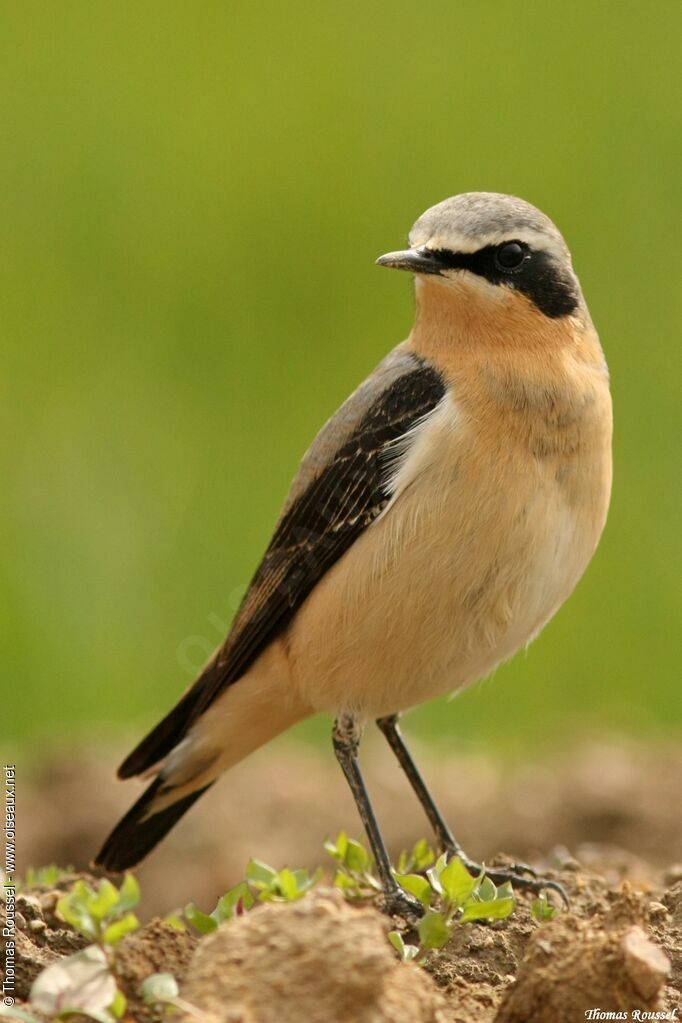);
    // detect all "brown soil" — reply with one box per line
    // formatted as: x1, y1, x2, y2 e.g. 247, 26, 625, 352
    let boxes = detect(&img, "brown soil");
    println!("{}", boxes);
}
4, 740, 682, 1021
3, 869, 681, 1022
